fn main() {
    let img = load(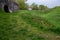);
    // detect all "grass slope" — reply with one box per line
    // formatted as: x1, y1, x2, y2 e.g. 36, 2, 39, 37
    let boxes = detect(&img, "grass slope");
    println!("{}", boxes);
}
0, 8, 60, 40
